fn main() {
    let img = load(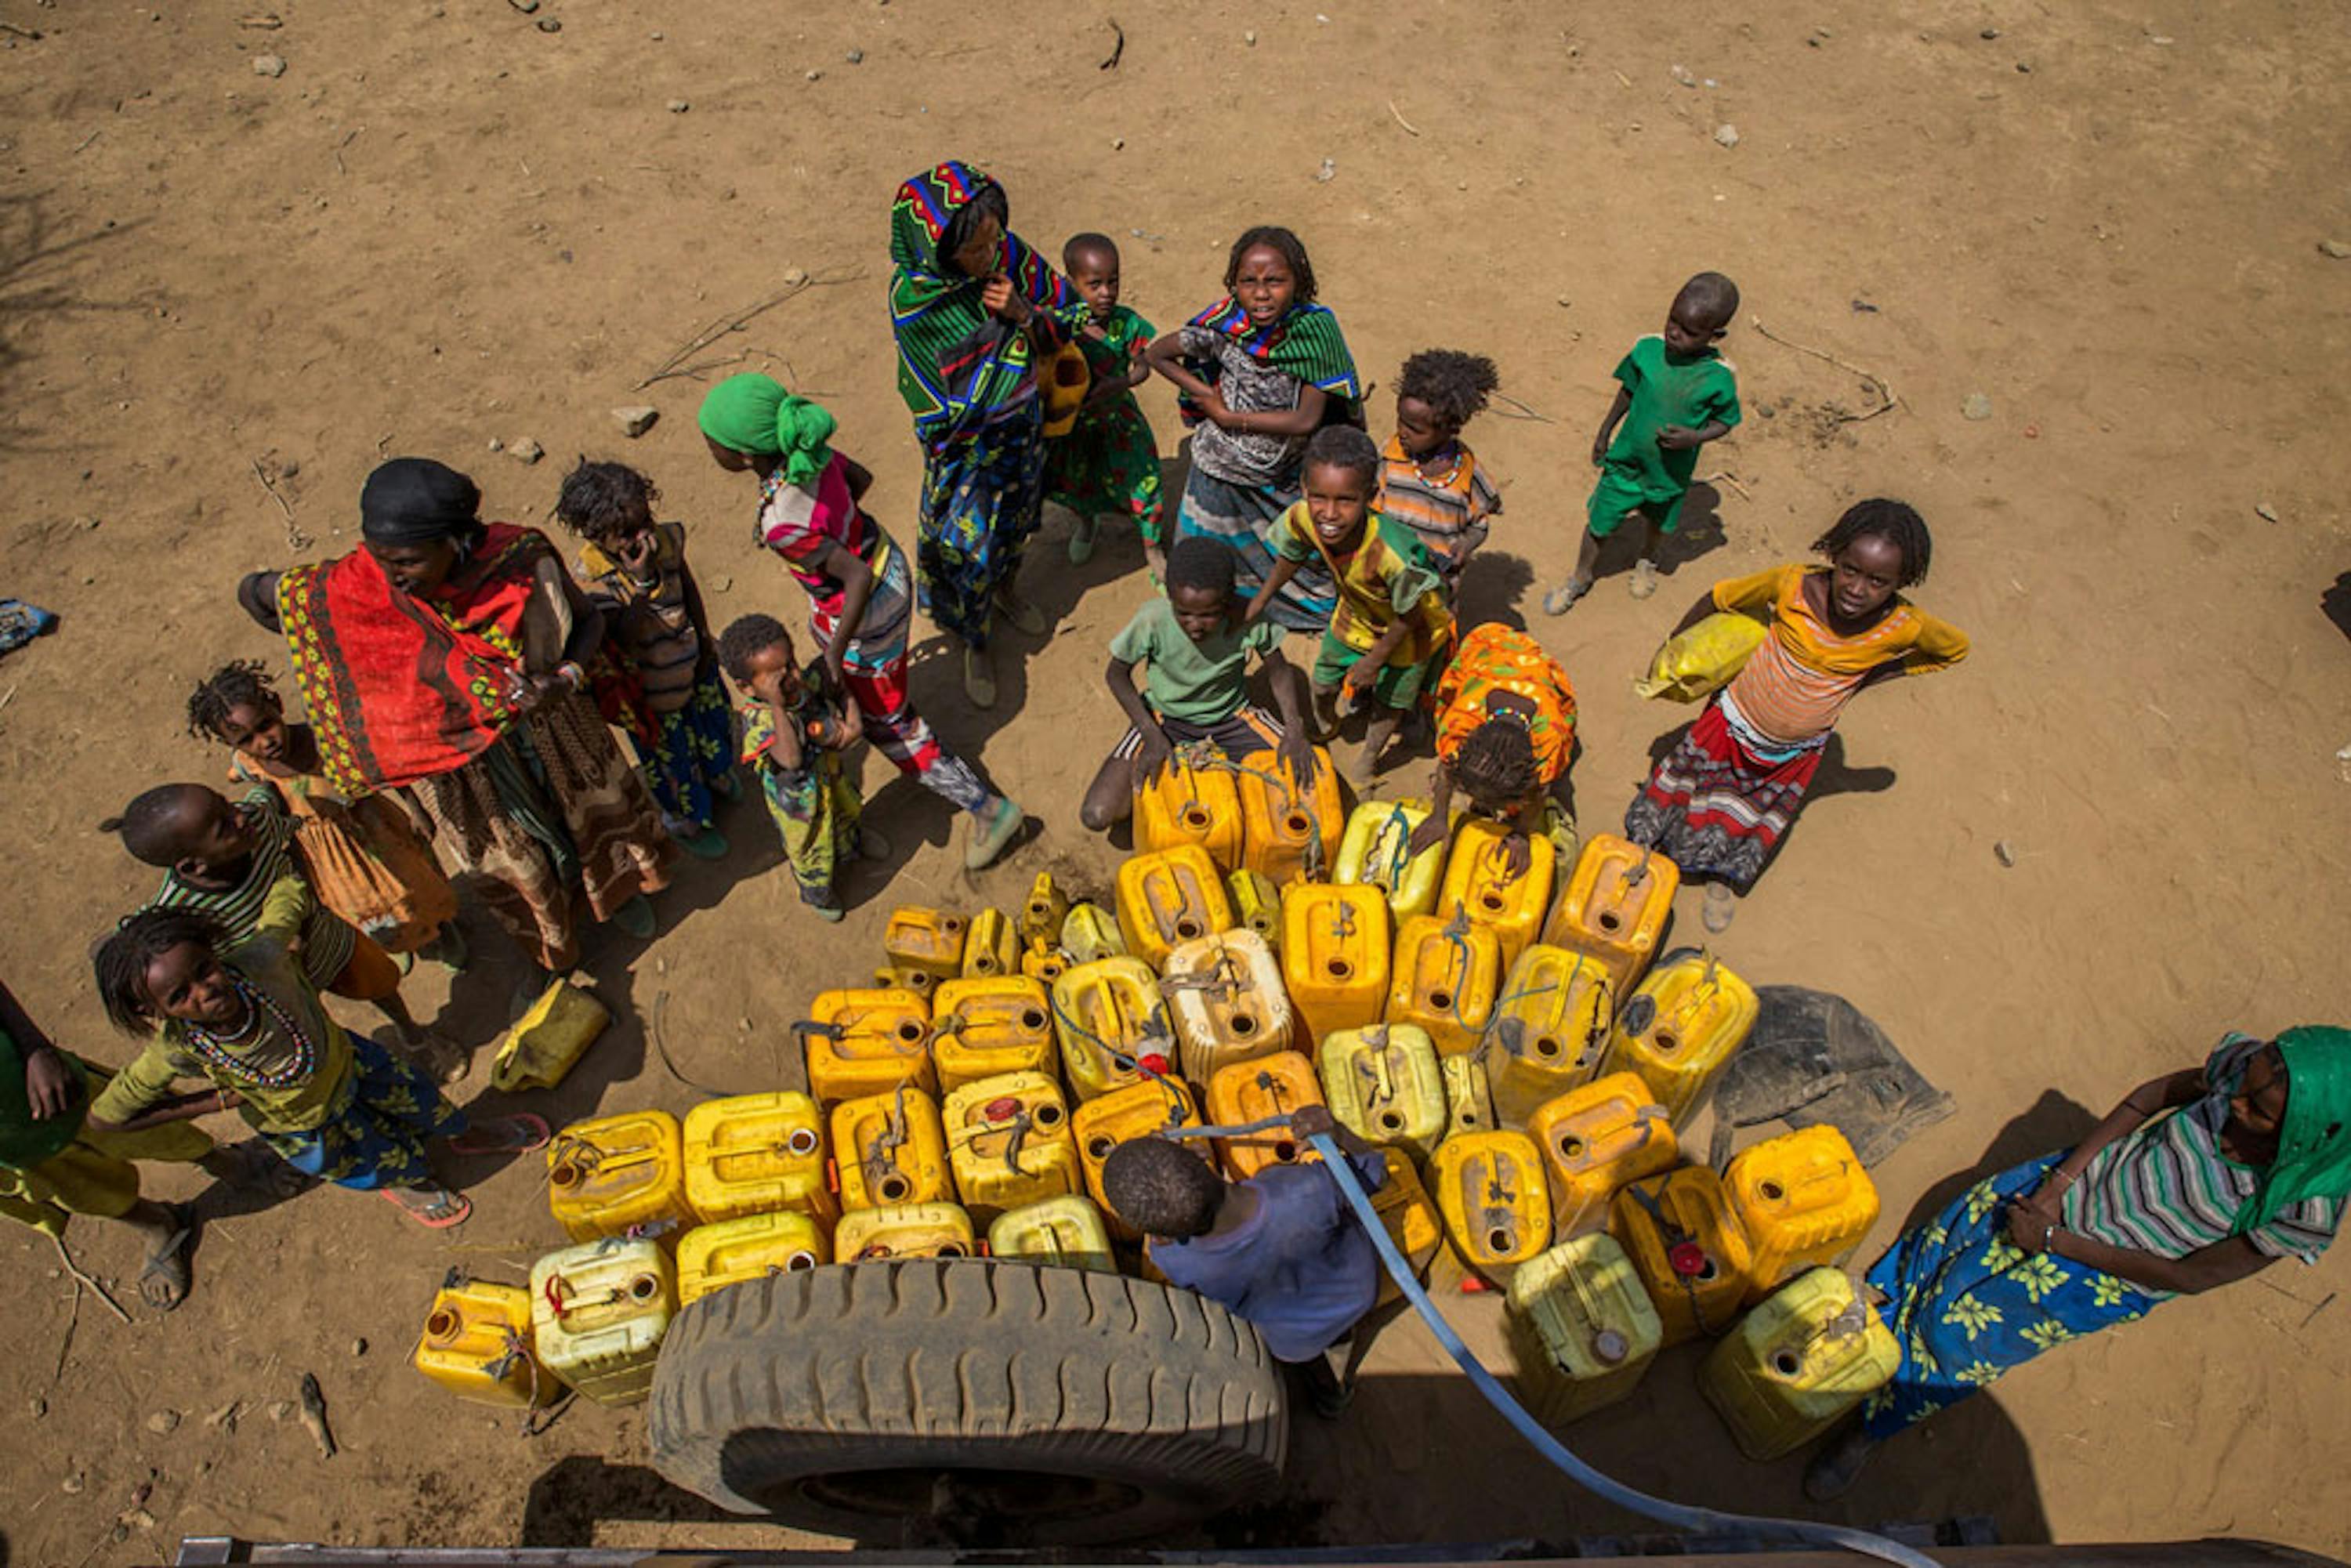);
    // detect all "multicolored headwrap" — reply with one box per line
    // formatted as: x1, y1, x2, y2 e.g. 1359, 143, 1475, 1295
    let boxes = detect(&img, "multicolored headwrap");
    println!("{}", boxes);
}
697, 373, 838, 487
2238, 1026, 2351, 1229
887, 160, 1086, 439
1177, 295, 1363, 427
